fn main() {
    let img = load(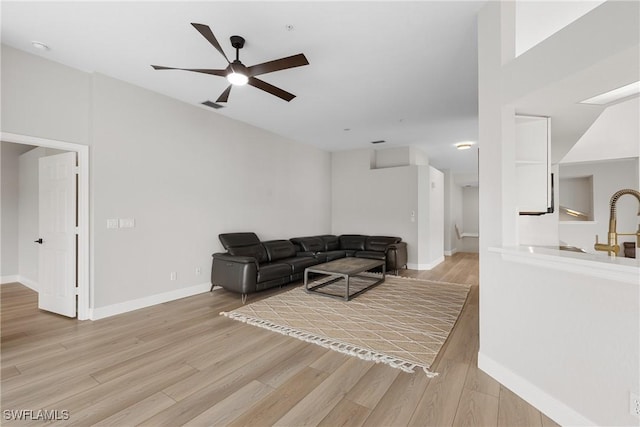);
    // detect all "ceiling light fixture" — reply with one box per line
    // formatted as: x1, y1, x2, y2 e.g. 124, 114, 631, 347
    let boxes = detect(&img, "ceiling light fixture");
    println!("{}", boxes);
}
579, 81, 640, 105
31, 41, 50, 51
226, 71, 248, 86
455, 142, 474, 150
